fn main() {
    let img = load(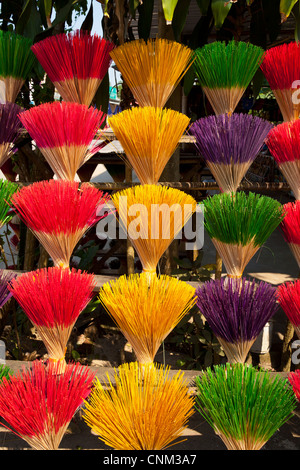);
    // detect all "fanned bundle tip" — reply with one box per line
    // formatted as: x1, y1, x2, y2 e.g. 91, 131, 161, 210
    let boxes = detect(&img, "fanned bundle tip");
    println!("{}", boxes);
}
0, 179, 18, 228
99, 273, 196, 364
289, 370, 300, 402
277, 279, 300, 339
0, 360, 95, 450
195, 277, 278, 363
281, 201, 300, 267
195, 363, 297, 450
108, 106, 190, 185
260, 42, 300, 121
82, 361, 195, 450
111, 184, 197, 276
31, 30, 114, 106
9, 267, 96, 369
0, 30, 36, 103
193, 40, 265, 115
11, 179, 110, 268
266, 119, 300, 199
190, 113, 272, 193
110, 38, 194, 108
203, 191, 284, 278
19, 101, 106, 180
